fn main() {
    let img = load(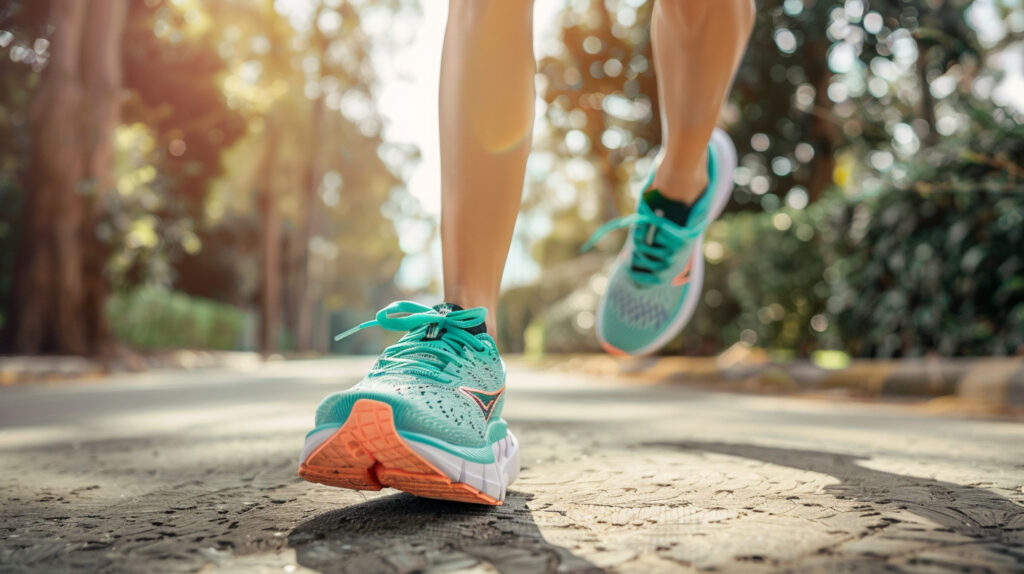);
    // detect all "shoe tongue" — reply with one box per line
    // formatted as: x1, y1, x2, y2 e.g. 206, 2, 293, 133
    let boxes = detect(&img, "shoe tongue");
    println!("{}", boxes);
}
431, 302, 487, 336
642, 188, 699, 226
633, 189, 701, 277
